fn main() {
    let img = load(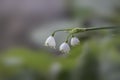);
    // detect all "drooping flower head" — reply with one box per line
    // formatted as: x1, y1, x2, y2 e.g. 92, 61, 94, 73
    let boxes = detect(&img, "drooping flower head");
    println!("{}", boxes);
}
71, 37, 80, 46
45, 36, 56, 48
59, 42, 70, 53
